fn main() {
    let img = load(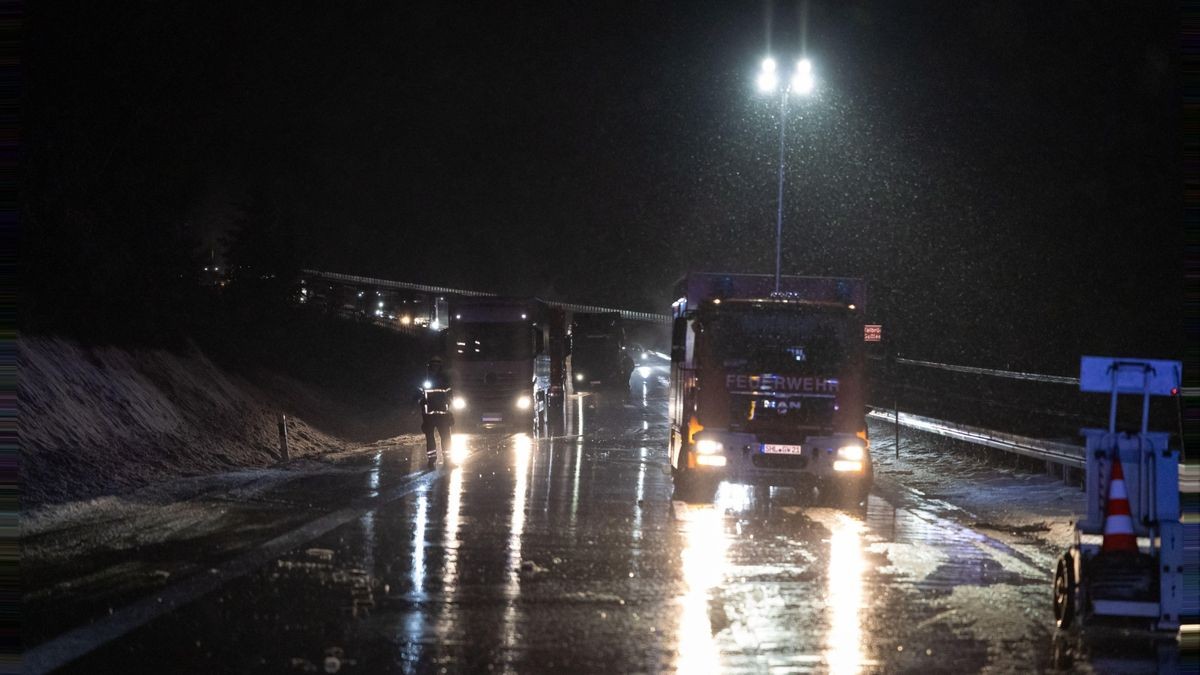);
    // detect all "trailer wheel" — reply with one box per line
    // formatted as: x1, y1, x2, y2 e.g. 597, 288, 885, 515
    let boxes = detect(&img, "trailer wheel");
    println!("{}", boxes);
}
1054, 554, 1076, 629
